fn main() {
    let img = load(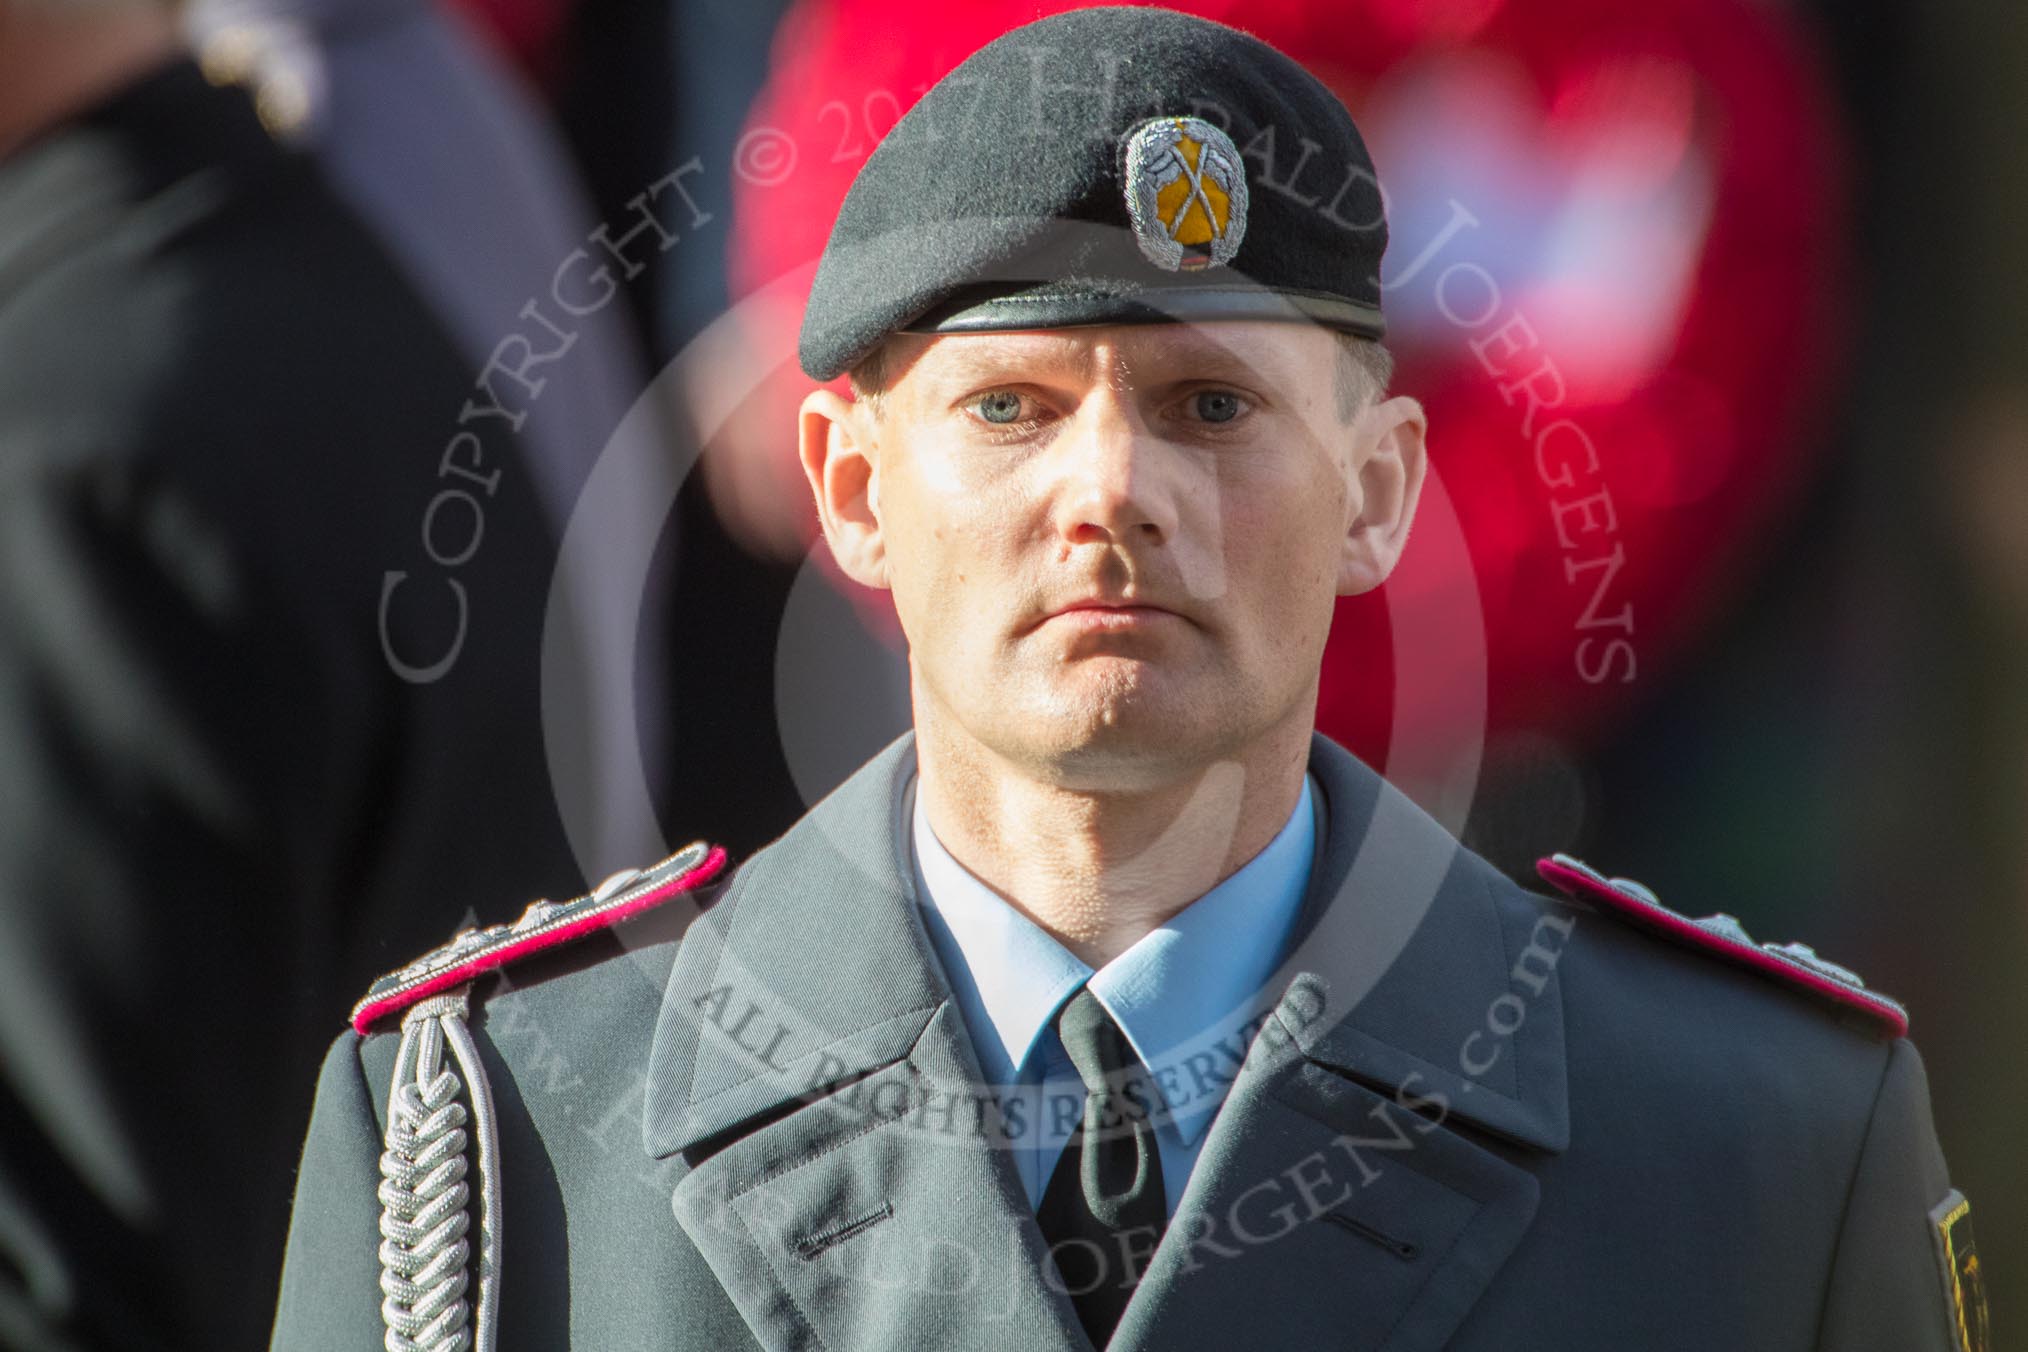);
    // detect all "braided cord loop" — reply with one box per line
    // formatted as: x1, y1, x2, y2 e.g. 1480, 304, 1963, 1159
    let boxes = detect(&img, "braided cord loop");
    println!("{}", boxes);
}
377, 989, 499, 1352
